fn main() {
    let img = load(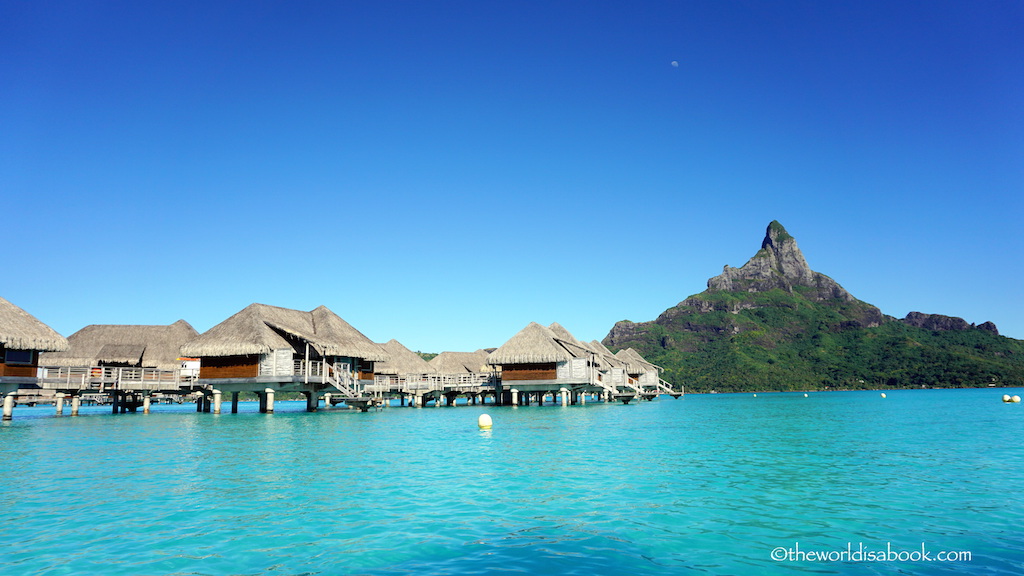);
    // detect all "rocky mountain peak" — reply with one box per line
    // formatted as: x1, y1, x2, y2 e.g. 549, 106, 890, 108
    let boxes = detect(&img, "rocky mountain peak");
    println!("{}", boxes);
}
902, 312, 1000, 335
706, 220, 853, 303
760, 221, 814, 283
